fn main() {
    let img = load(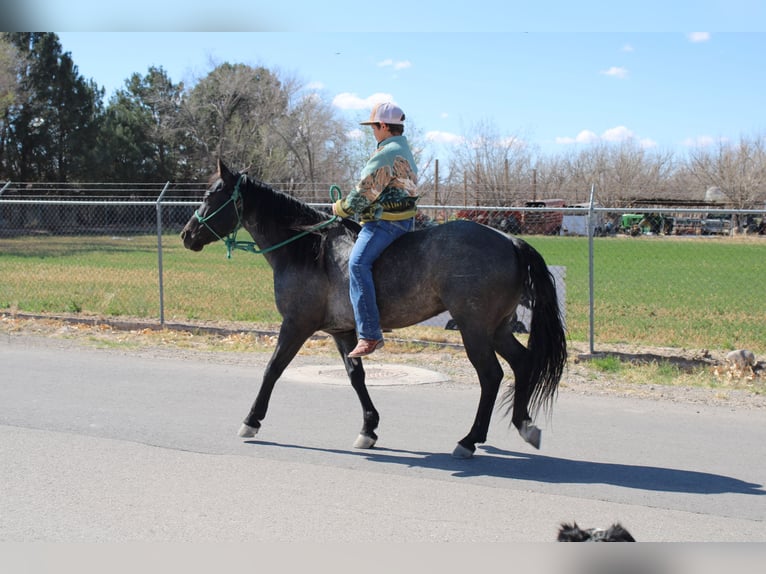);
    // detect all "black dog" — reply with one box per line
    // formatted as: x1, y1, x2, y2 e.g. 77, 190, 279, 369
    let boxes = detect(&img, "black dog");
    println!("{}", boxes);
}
557, 522, 636, 542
